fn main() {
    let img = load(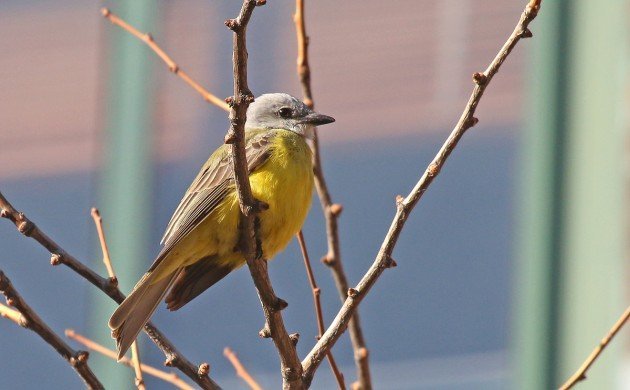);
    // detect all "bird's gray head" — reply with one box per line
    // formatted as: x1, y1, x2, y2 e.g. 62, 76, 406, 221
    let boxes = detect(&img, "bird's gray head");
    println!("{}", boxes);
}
245, 93, 335, 139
